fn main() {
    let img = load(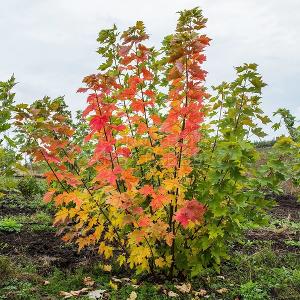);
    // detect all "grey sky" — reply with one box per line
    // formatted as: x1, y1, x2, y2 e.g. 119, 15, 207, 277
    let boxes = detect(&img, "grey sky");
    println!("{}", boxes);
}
1, 0, 299, 138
